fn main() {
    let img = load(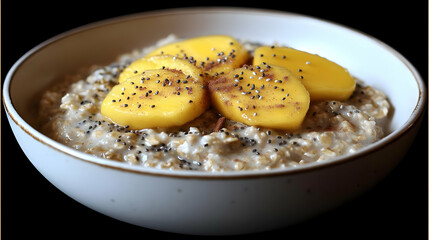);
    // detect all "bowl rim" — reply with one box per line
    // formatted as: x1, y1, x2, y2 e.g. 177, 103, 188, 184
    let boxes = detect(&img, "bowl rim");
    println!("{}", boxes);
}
3, 7, 427, 179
